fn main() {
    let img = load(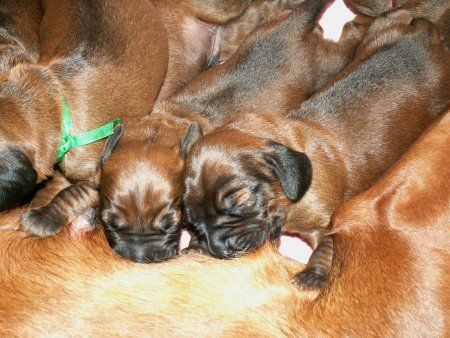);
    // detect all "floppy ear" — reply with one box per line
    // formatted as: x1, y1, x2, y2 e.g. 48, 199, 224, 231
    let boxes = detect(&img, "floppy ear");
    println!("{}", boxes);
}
180, 122, 203, 158
264, 142, 312, 202
100, 123, 124, 166
0, 147, 37, 211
